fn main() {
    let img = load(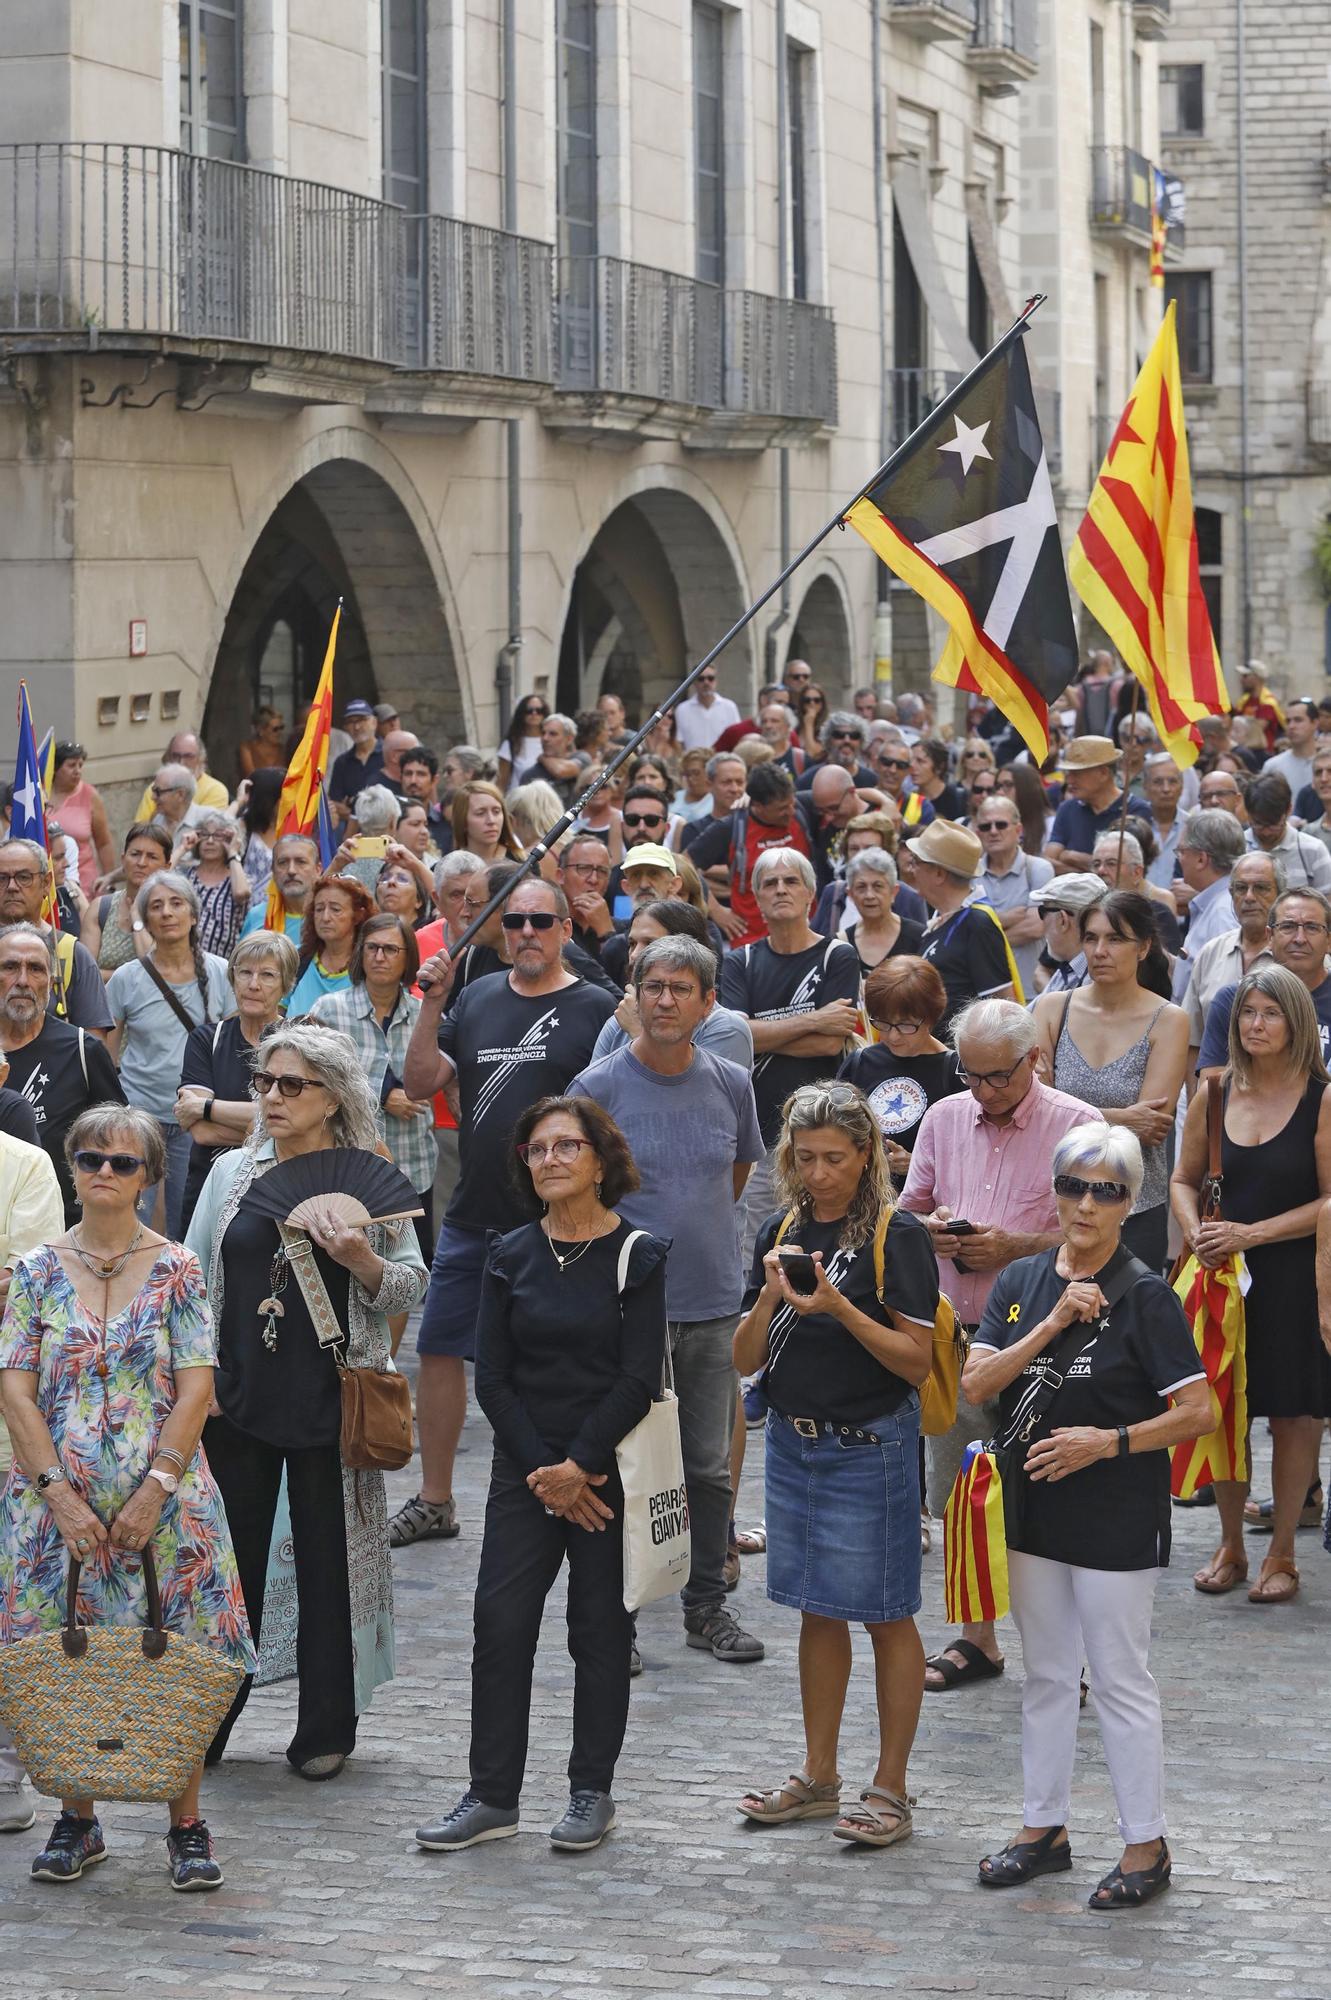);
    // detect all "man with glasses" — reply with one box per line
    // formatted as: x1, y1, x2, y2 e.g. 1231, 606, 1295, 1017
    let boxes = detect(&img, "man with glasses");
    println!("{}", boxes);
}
132, 732, 227, 822
781, 658, 813, 709
1197, 888, 1331, 1073
675, 670, 742, 751
0, 921, 125, 1222
1243, 771, 1331, 894
975, 798, 1054, 997
899, 998, 1096, 1692
796, 712, 877, 791
0, 841, 111, 1034
144, 762, 205, 846
1196, 767, 1248, 826
571, 936, 765, 1667
559, 835, 617, 961
872, 737, 929, 821
394, 878, 616, 1547
1182, 851, 1280, 1082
